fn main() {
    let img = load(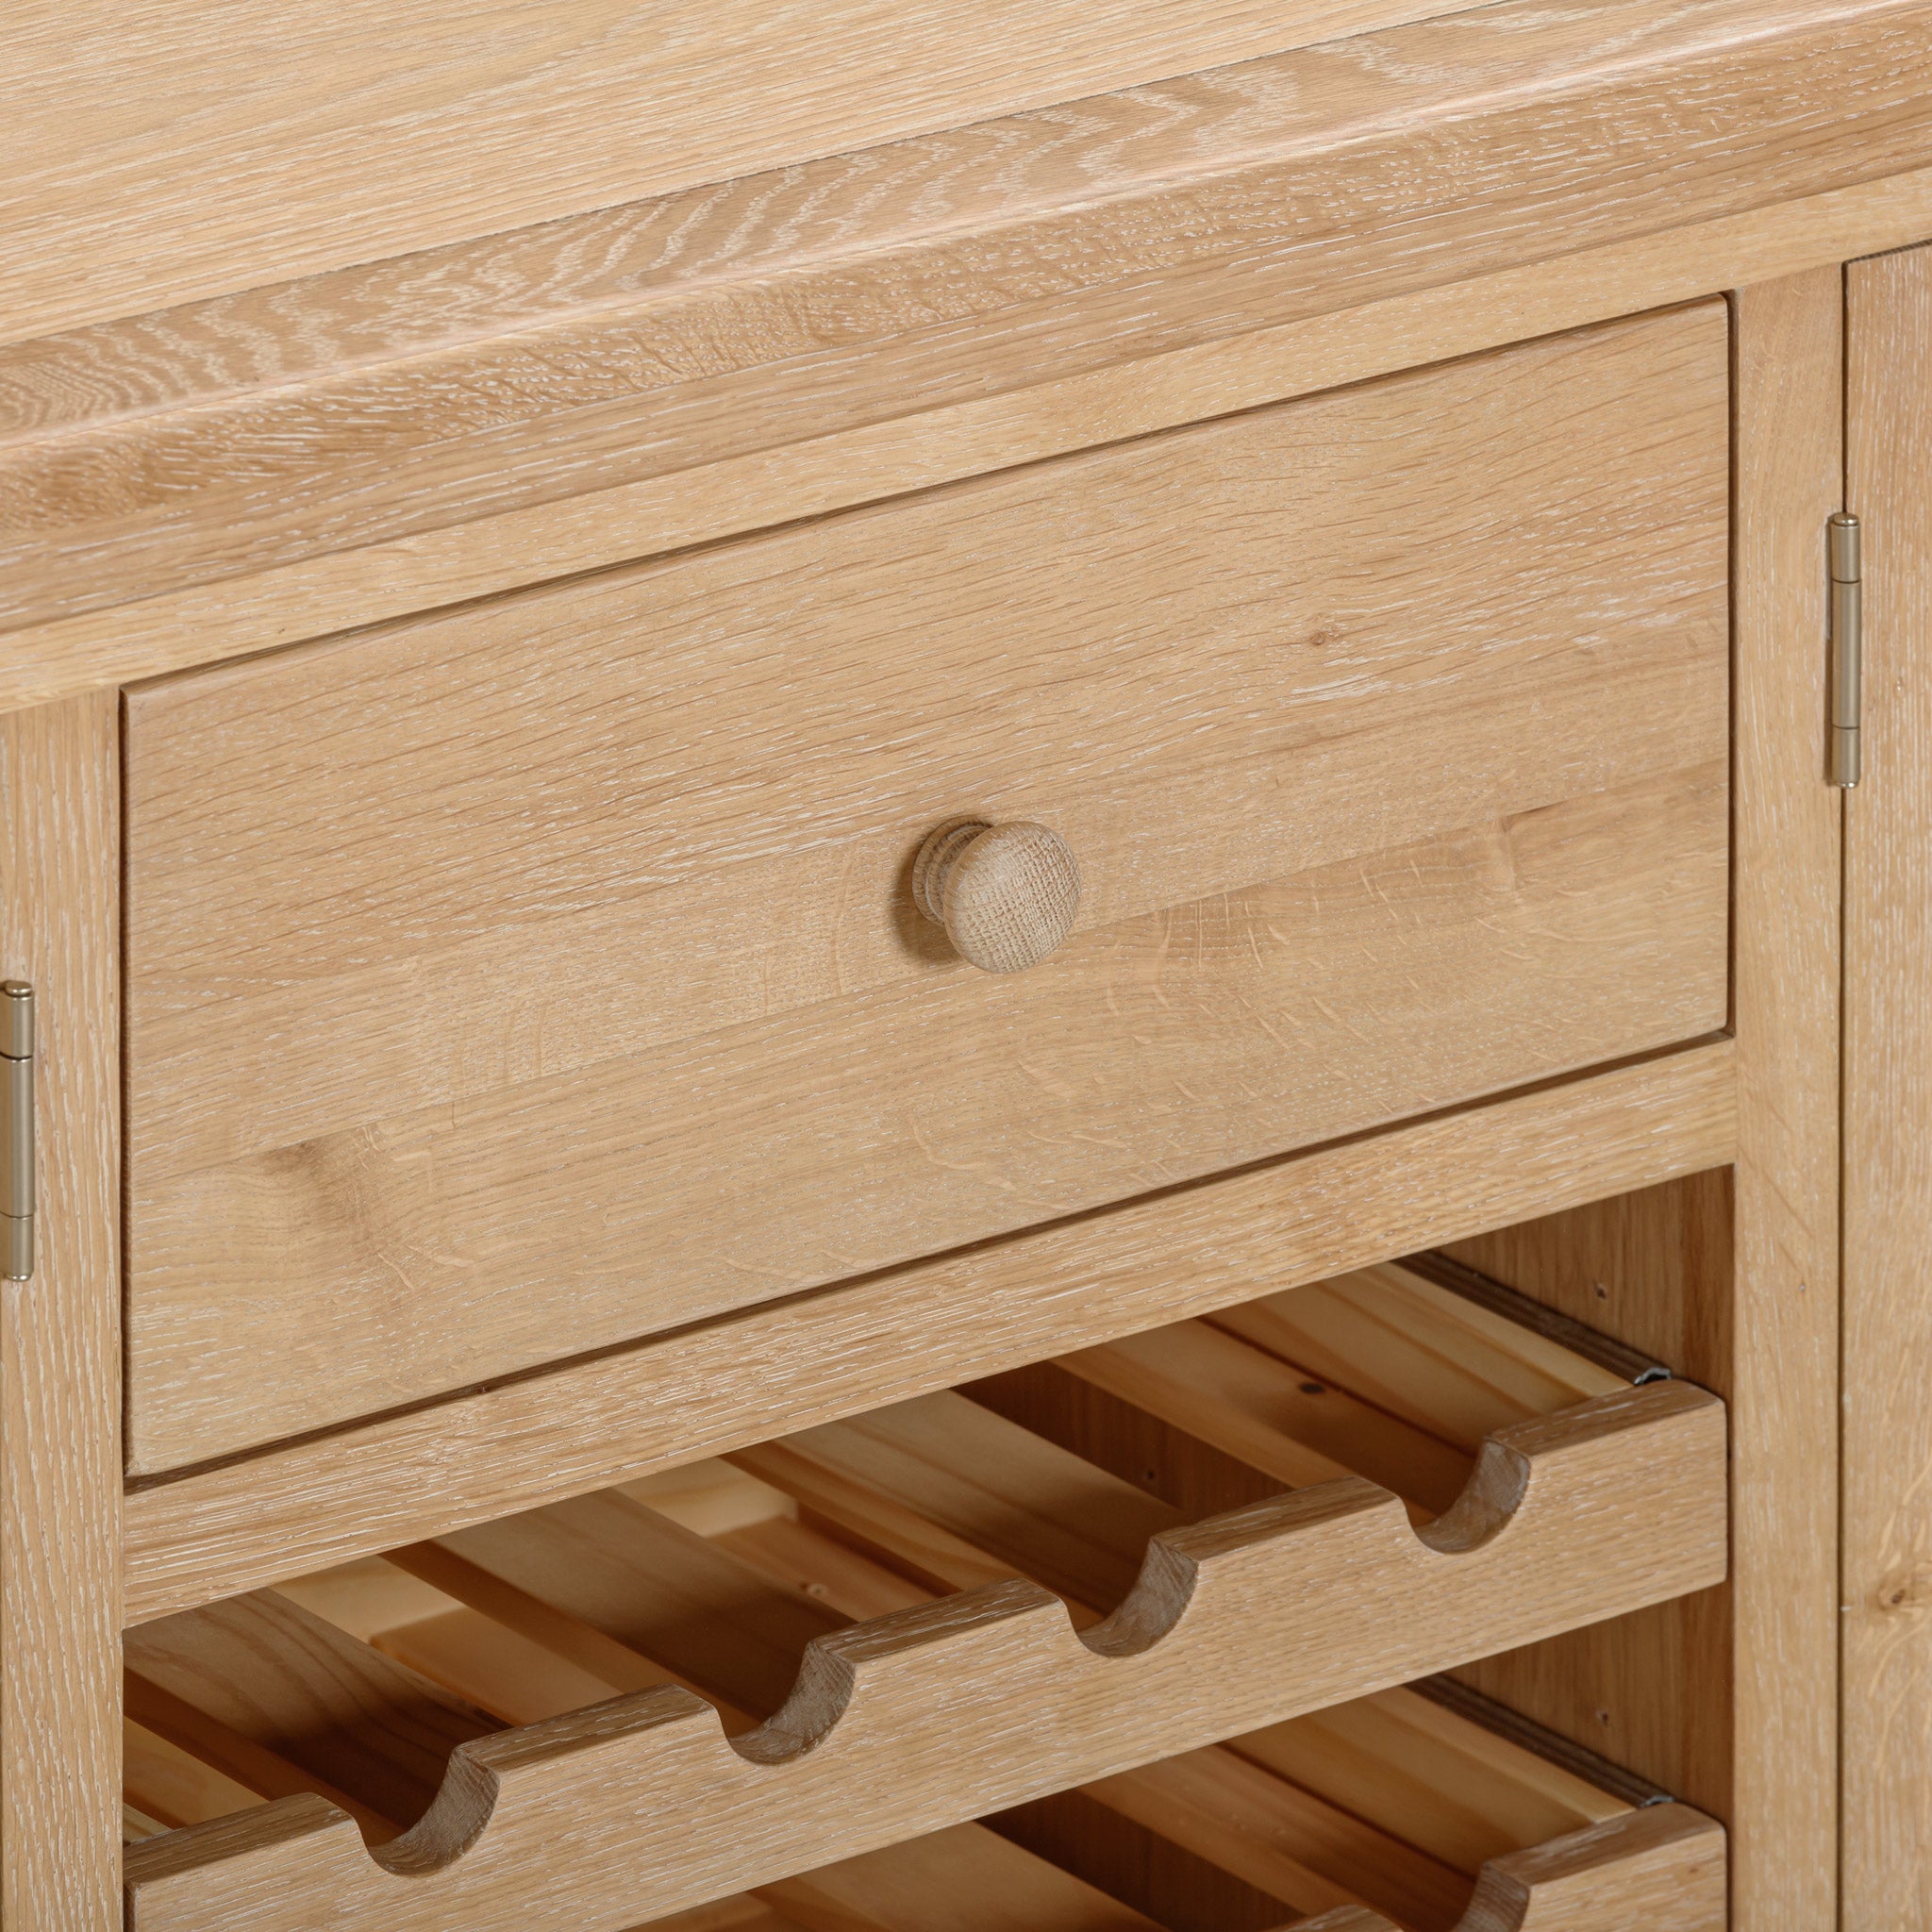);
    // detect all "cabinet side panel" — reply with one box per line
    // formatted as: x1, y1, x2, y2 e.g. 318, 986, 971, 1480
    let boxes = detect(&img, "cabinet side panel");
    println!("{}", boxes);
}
1460, 267, 1844, 1932
0, 691, 122, 1925
1844, 240, 1932, 1932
